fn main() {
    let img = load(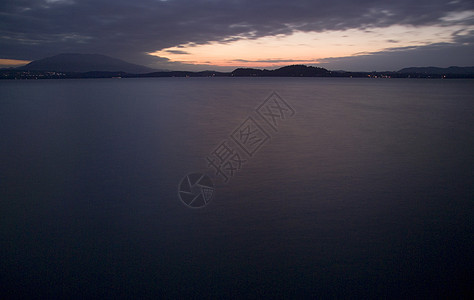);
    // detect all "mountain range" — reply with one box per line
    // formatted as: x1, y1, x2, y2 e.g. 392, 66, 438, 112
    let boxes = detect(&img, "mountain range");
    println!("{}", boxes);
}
16, 53, 156, 73
2, 53, 474, 79
398, 66, 474, 75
